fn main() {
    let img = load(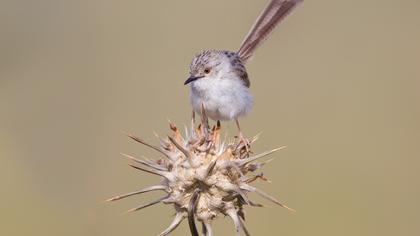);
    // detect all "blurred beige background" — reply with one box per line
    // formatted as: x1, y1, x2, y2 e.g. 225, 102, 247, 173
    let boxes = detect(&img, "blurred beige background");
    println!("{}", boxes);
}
1, 0, 419, 235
